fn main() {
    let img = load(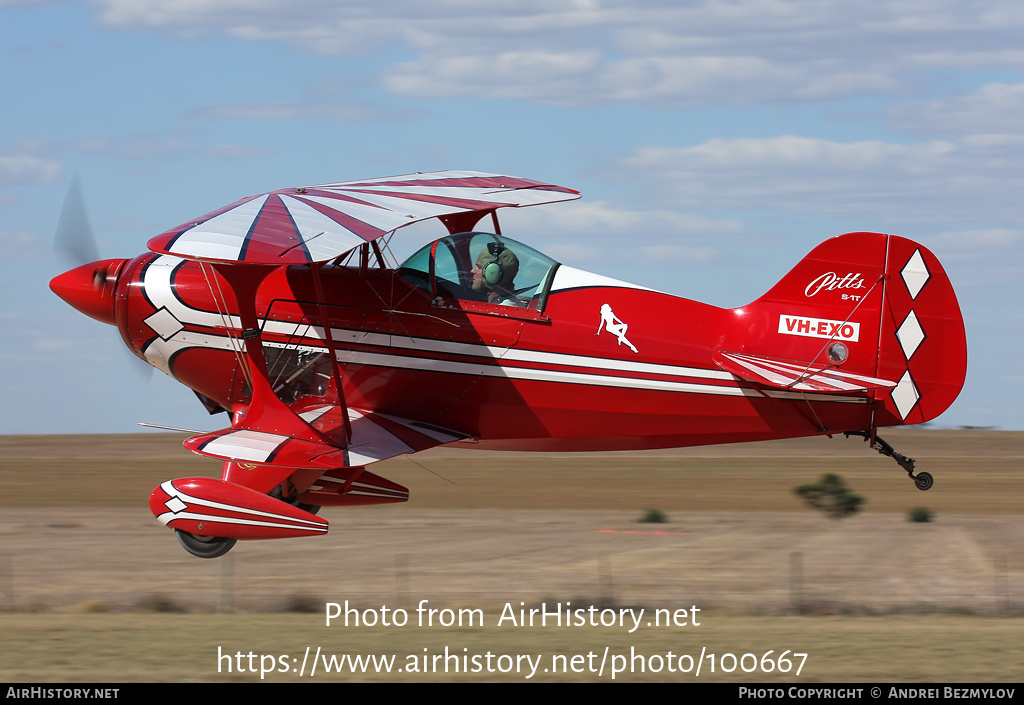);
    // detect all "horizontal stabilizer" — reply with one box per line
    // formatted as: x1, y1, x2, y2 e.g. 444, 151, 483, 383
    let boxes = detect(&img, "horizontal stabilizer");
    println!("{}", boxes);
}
716, 351, 896, 394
